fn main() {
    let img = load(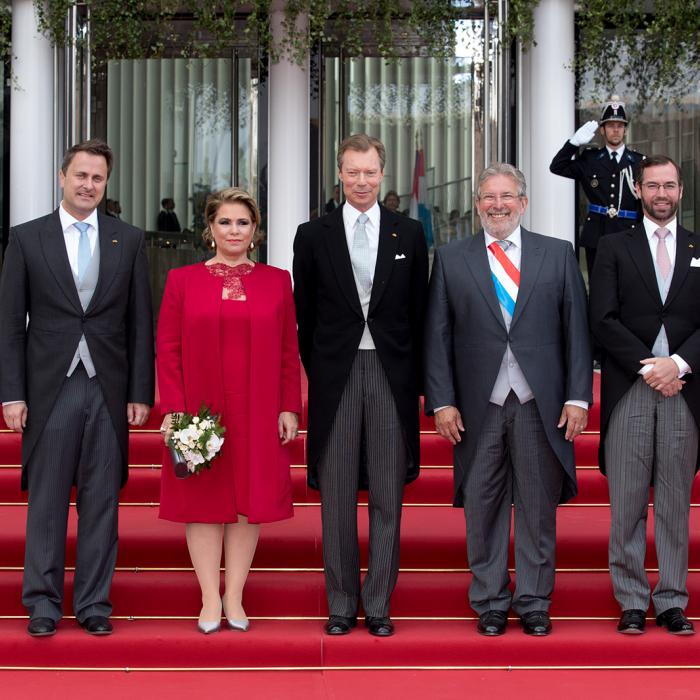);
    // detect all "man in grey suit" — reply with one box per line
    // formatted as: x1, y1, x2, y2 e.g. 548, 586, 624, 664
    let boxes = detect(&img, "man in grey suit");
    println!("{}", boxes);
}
424, 163, 592, 636
0, 140, 154, 637
590, 155, 699, 635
